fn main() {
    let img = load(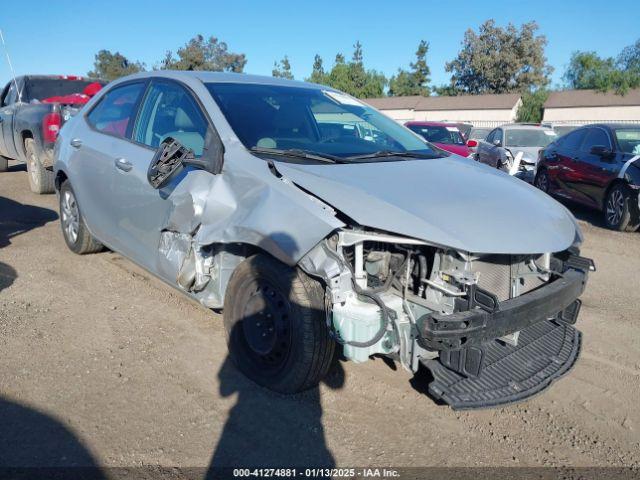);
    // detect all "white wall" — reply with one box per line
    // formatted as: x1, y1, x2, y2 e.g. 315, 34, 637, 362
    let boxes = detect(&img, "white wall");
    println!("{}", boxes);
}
543, 105, 640, 122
